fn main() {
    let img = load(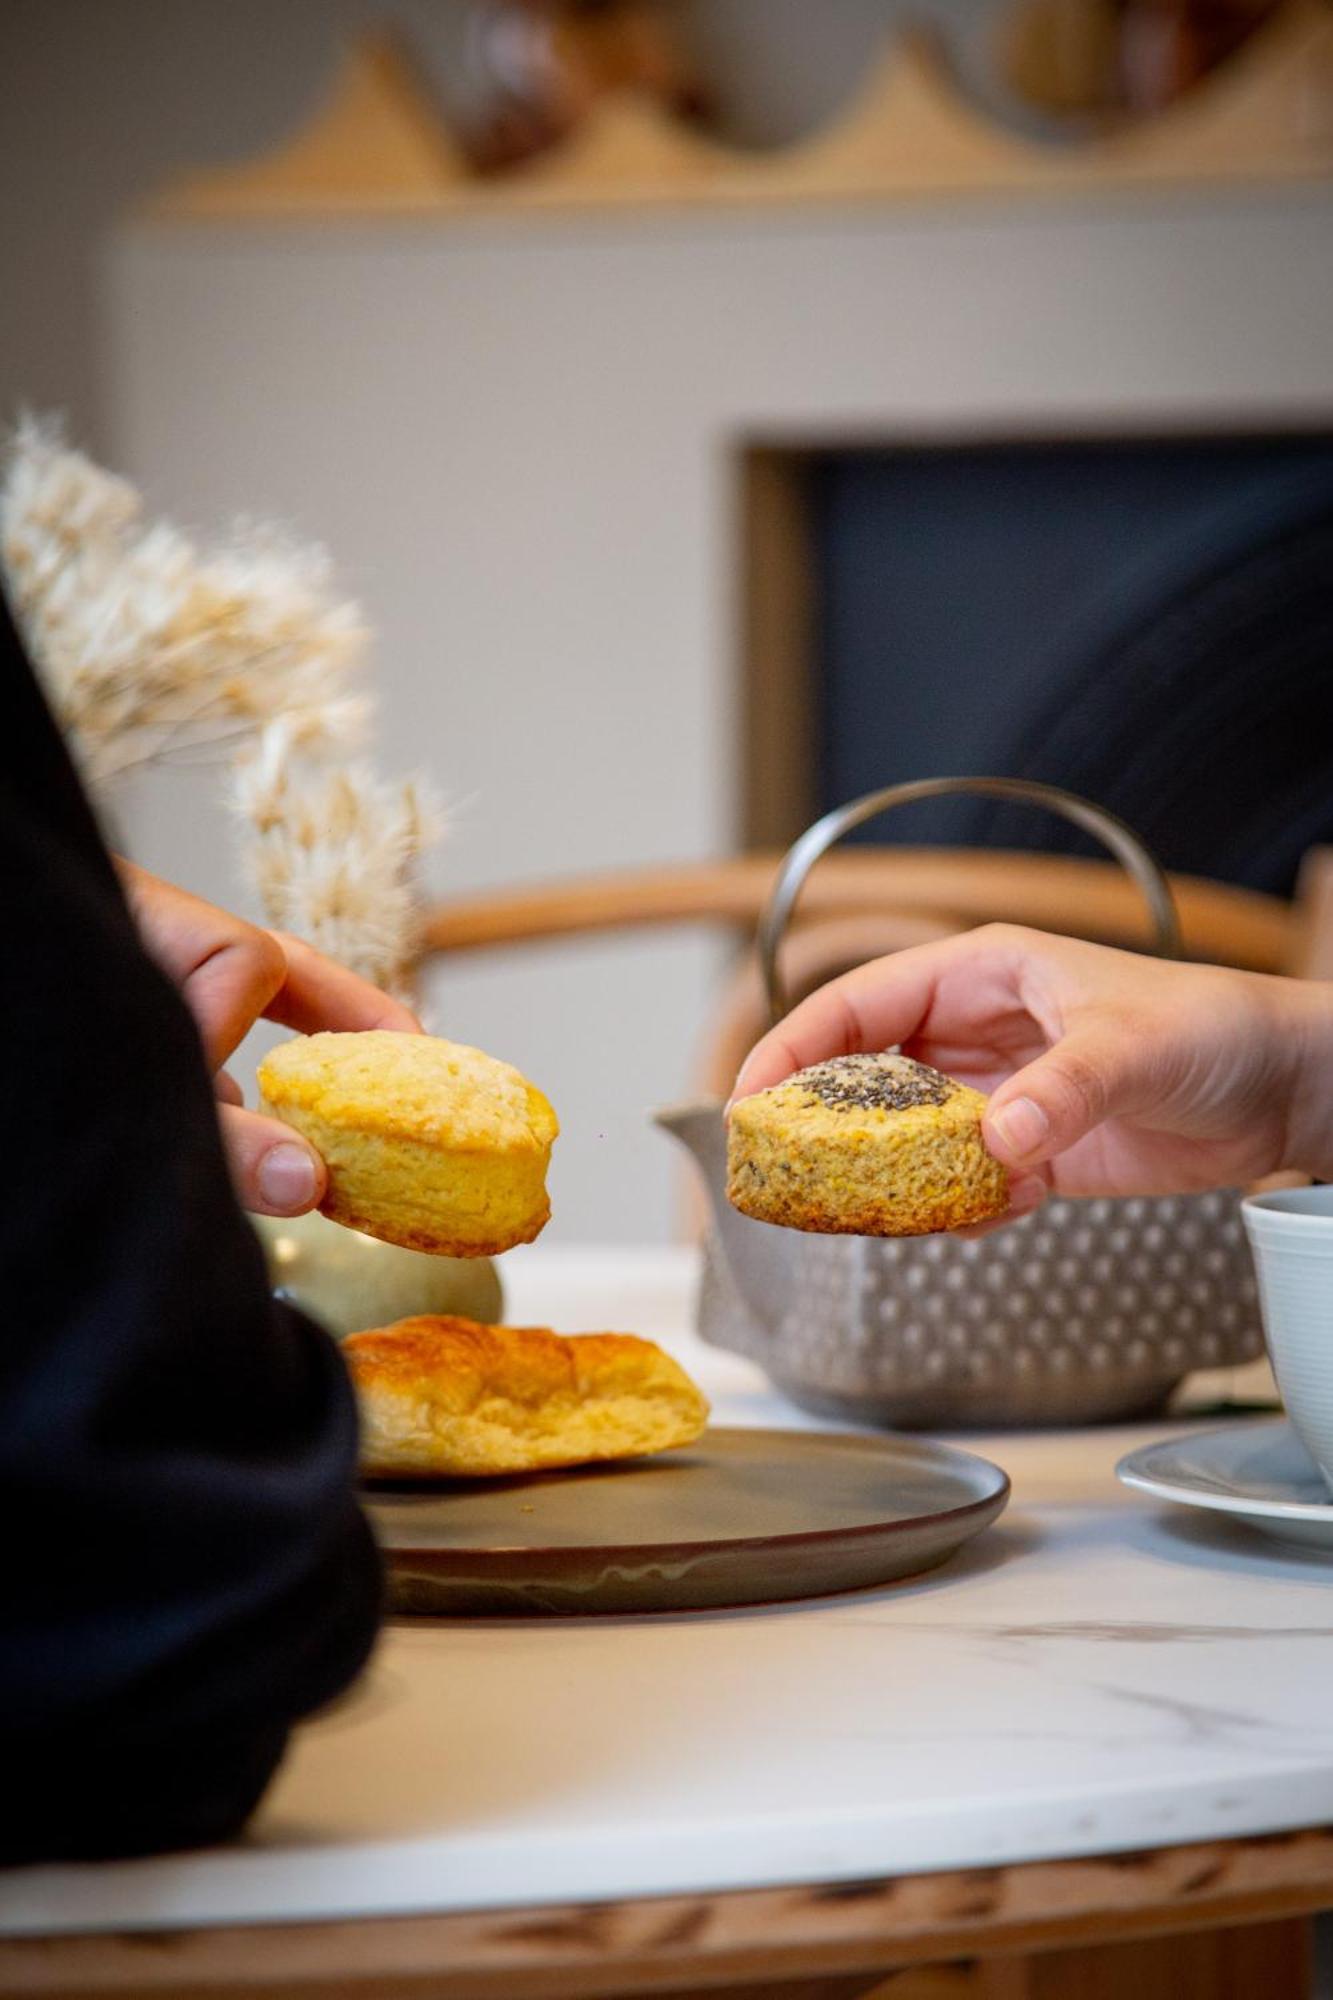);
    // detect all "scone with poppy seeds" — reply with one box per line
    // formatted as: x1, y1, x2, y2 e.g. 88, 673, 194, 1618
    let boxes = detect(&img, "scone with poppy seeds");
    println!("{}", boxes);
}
344, 1314, 710, 1478
258, 1030, 557, 1257
727, 1052, 1009, 1236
